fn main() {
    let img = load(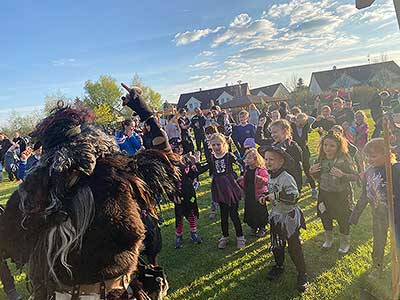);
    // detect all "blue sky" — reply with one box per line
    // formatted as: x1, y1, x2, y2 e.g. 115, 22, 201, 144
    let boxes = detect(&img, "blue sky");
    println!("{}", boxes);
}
0, 0, 399, 120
